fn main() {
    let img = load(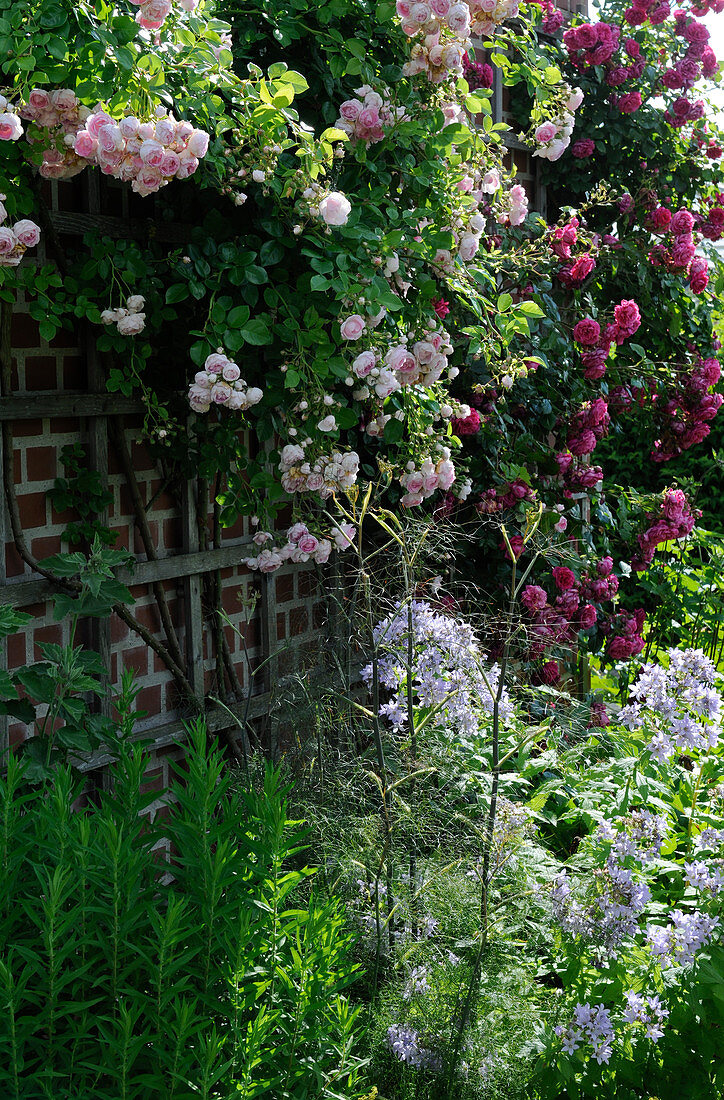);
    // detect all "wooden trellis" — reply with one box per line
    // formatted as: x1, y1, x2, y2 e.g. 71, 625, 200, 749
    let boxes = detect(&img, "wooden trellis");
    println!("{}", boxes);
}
0, 174, 328, 771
